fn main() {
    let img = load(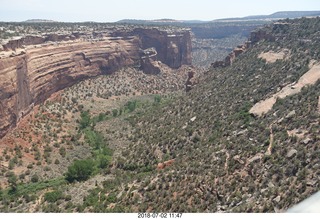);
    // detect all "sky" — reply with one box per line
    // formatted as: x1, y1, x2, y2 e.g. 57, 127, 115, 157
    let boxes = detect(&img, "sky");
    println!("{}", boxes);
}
0, 0, 320, 22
